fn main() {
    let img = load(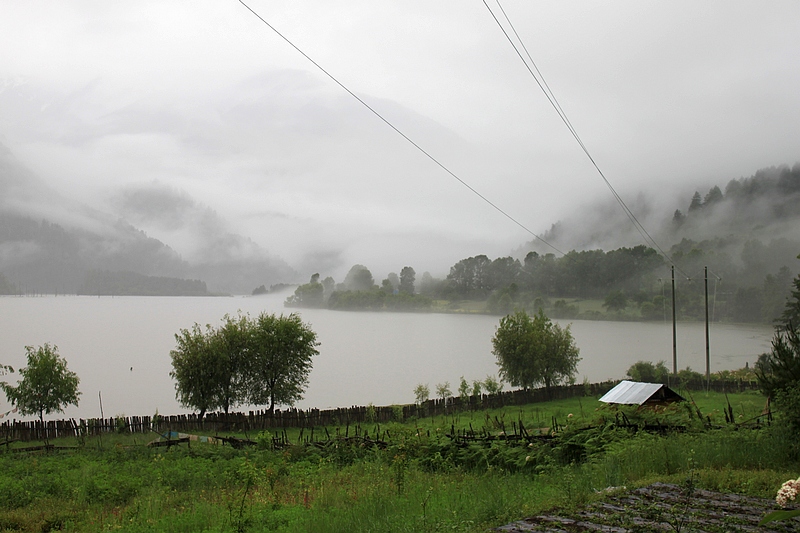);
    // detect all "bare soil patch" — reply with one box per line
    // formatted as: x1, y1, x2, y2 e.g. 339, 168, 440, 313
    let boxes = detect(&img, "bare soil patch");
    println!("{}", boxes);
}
496, 482, 799, 533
